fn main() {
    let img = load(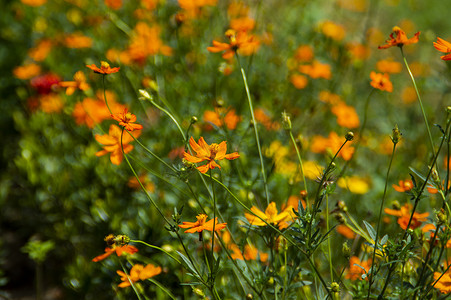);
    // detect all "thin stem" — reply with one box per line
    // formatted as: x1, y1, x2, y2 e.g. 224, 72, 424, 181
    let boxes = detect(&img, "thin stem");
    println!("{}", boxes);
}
130, 240, 181, 264
119, 260, 143, 300
240, 67, 270, 205
210, 169, 217, 286
367, 142, 397, 299
400, 47, 435, 155
289, 130, 309, 206
326, 194, 333, 282
149, 98, 186, 142
147, 278, 177, 300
